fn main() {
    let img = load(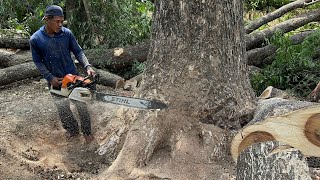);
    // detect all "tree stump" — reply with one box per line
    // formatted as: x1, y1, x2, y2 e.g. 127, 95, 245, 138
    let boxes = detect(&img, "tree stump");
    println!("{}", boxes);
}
236, 141, 312, 180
